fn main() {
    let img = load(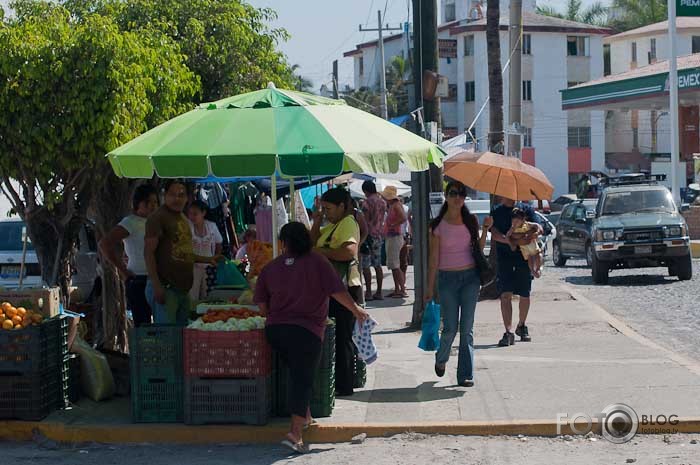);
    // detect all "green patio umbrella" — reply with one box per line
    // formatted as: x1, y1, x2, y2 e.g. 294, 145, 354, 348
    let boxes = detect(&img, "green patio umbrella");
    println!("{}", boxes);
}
108, 84, 444, 179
